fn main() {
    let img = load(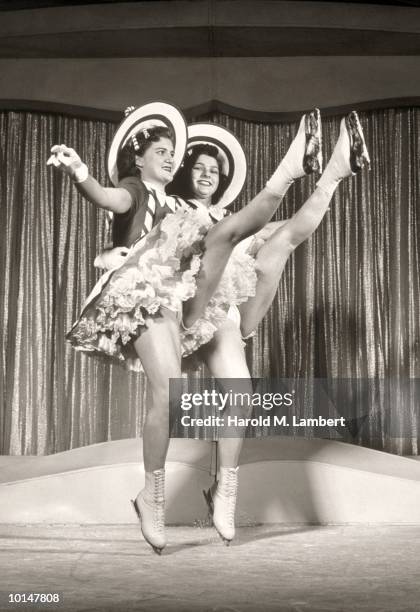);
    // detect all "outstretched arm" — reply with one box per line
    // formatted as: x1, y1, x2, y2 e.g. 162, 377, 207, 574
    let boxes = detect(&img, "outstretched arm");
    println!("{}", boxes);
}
48, 144, 132, 214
